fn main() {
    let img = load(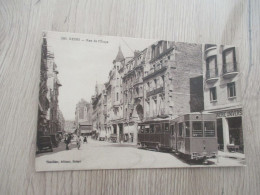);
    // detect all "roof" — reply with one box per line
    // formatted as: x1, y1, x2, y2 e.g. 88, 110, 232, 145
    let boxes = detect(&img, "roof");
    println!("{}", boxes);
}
114, 46, 124, 62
